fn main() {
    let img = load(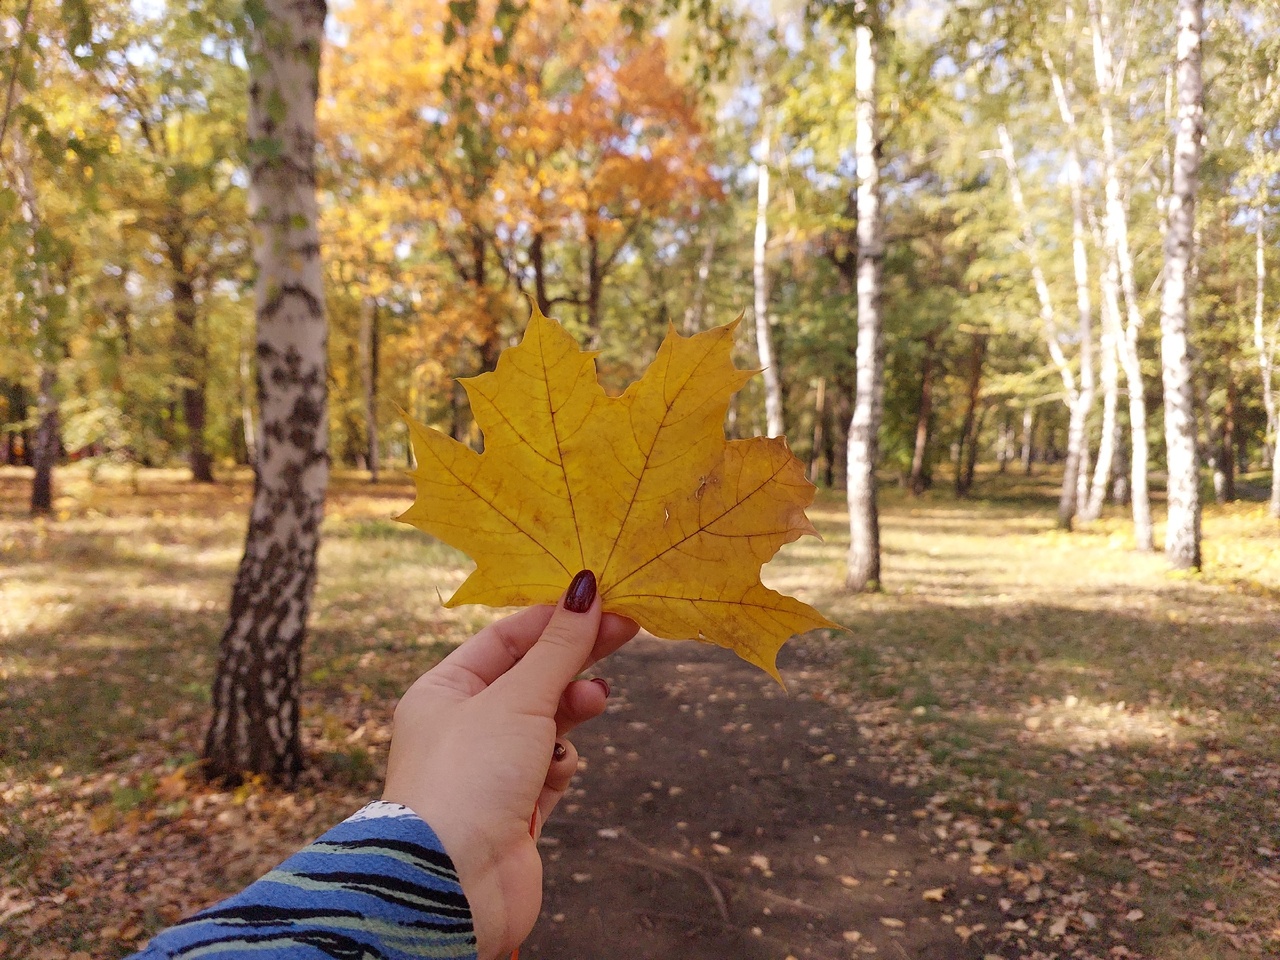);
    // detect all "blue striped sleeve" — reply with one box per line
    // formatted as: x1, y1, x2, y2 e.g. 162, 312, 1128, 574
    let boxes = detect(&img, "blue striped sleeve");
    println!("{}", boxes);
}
128, 800, 478, 960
